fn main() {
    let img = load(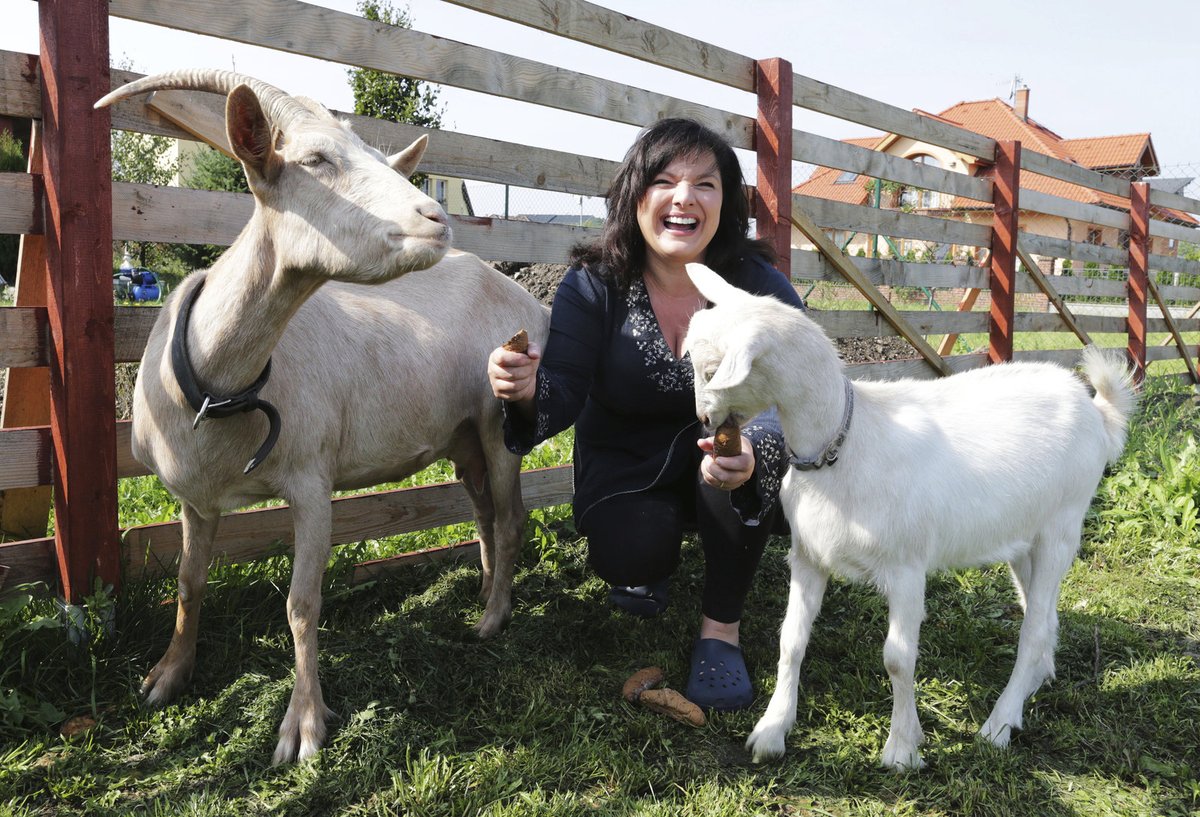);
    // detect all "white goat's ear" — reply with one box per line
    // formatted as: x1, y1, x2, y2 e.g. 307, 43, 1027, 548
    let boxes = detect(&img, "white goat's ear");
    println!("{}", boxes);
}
708, 345, 756, 391
389, 136, 428, 177
226, 84, 281, 183
686, 262, 740, 305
